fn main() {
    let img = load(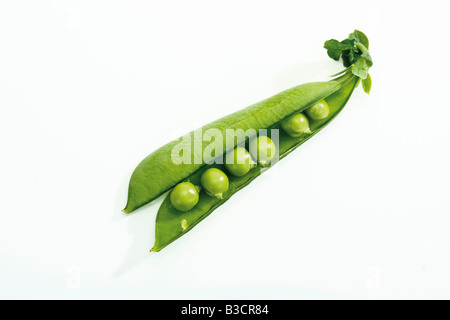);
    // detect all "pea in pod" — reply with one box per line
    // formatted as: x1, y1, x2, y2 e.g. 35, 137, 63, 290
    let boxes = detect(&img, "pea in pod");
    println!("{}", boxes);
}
122, 30, 373, 252
152, 74, 360, 251
123, 81, 340, 213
